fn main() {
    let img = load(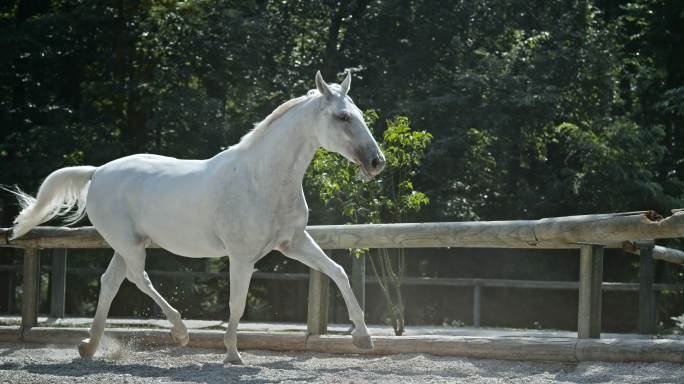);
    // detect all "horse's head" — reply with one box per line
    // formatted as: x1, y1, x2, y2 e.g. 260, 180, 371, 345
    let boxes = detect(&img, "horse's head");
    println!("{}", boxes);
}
312, 70, 386, 178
